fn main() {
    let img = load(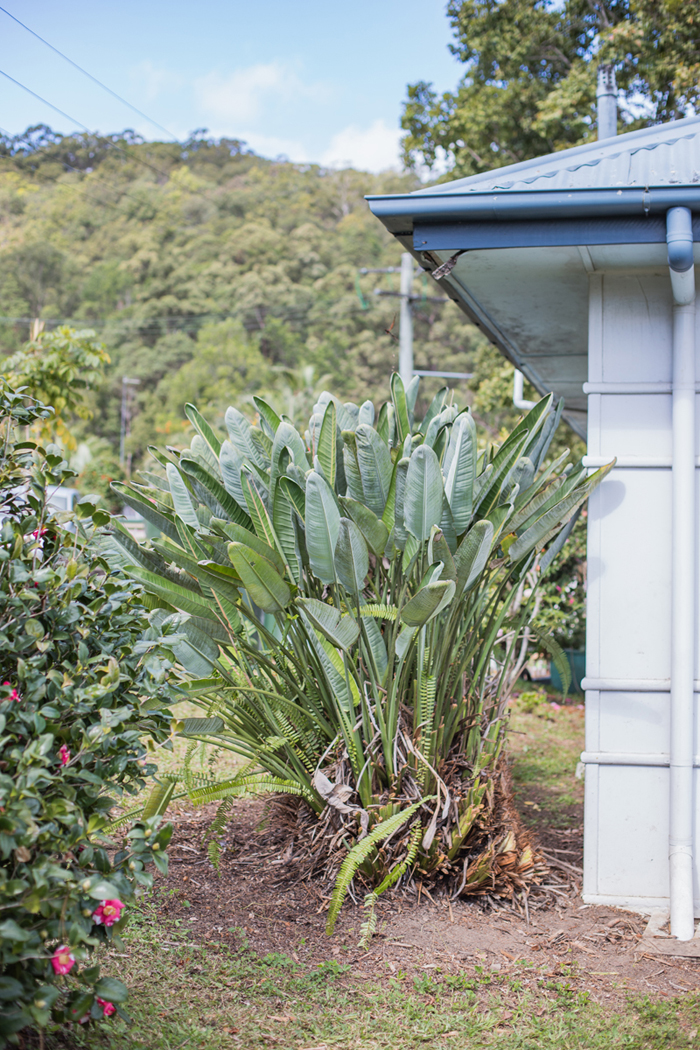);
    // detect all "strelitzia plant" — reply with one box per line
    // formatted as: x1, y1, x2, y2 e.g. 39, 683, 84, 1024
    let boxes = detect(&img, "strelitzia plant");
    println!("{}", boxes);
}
107, 375, 611, 938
